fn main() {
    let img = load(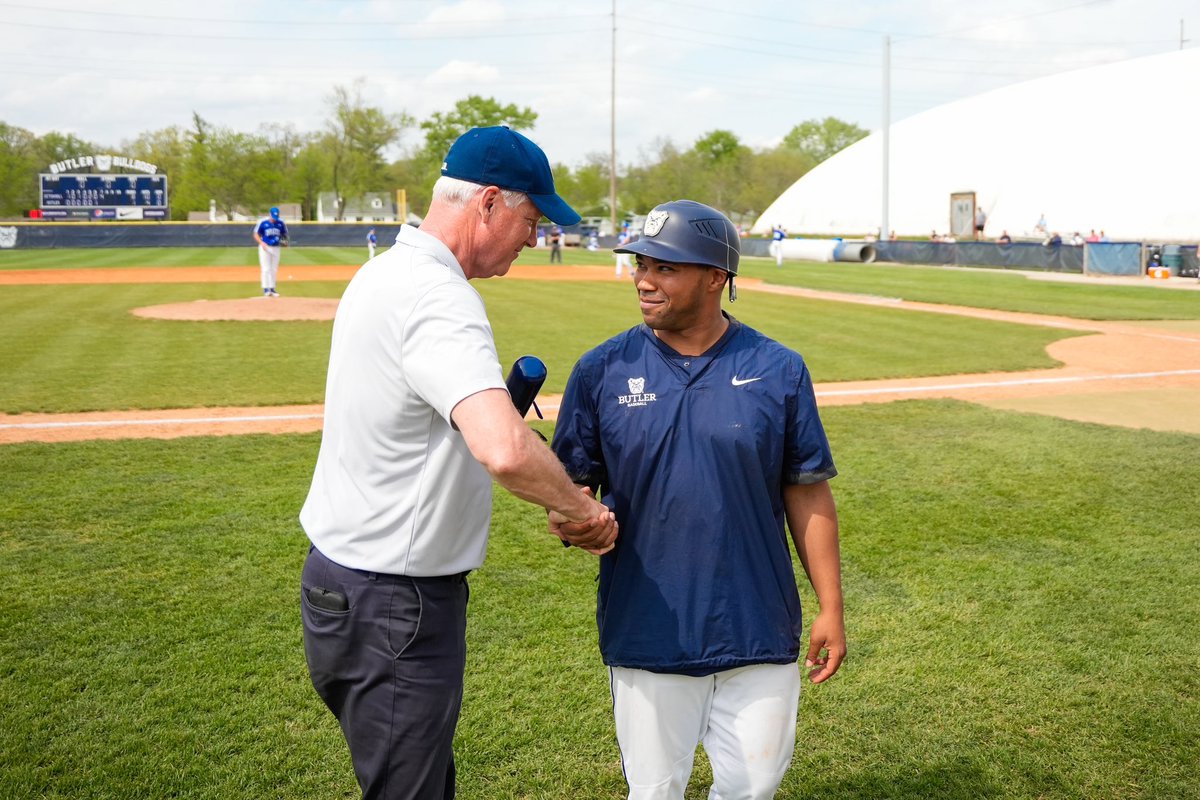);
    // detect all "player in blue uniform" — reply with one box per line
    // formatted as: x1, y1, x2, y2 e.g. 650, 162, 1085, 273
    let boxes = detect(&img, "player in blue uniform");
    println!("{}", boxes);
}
551, 199, 846, 800
614, 220, 634, 278
253, 207, 289, 296
366, 226, 378, 259
770, 222, 787, 266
